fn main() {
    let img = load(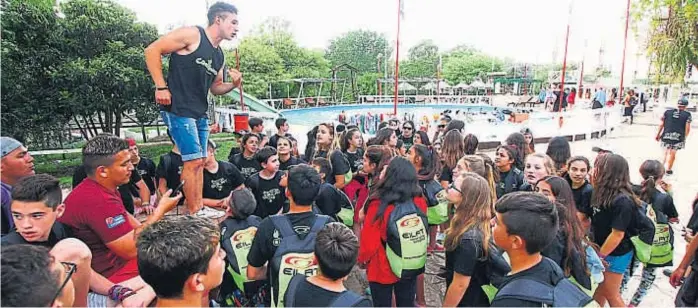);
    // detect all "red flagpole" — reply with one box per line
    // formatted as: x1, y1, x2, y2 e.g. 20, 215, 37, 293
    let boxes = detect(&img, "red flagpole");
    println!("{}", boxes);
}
393, 0, 401, 115
618, 0, 631, 100
235, 48, 246, 111
559, 4, 571, 128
